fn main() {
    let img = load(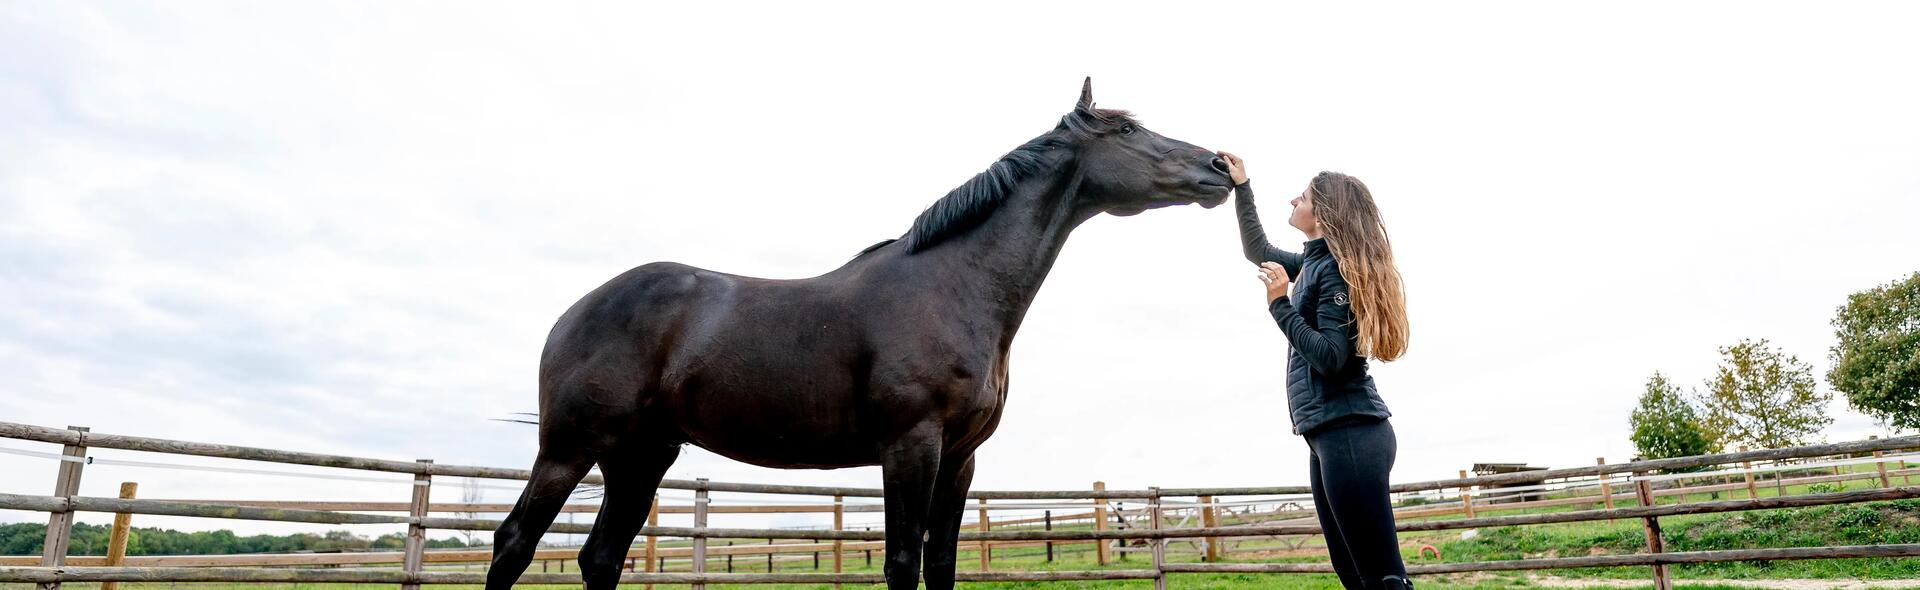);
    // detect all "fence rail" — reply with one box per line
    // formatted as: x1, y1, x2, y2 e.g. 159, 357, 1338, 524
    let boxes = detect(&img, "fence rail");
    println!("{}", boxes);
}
2, 420, 1917, 588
